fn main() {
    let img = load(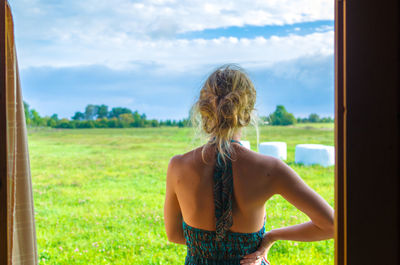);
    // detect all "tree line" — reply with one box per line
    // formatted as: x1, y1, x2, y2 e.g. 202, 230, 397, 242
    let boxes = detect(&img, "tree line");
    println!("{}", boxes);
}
261, 105, 334, 125
24, 102, 333, 129
24, 102, 190, 129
